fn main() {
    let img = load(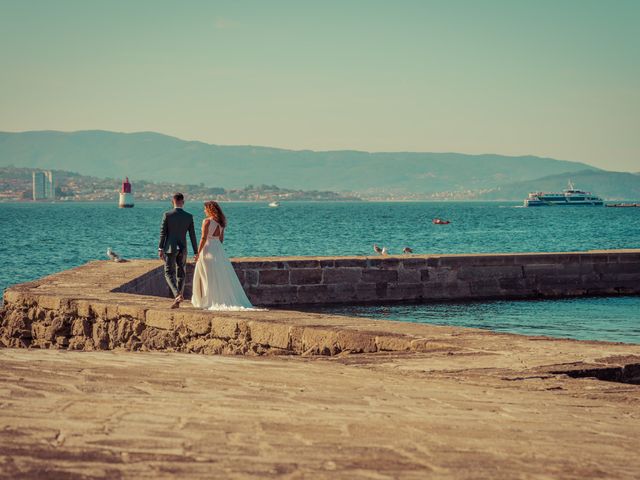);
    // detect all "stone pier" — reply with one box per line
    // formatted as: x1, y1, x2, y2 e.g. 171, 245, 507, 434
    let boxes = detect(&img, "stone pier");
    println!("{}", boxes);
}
1, 250, 640, 356
120, 249, 640, 305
